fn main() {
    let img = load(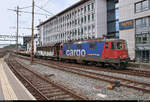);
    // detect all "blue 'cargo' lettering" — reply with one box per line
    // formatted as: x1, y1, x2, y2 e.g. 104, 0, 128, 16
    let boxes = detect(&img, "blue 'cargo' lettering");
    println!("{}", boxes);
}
66, 49, 86, 56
